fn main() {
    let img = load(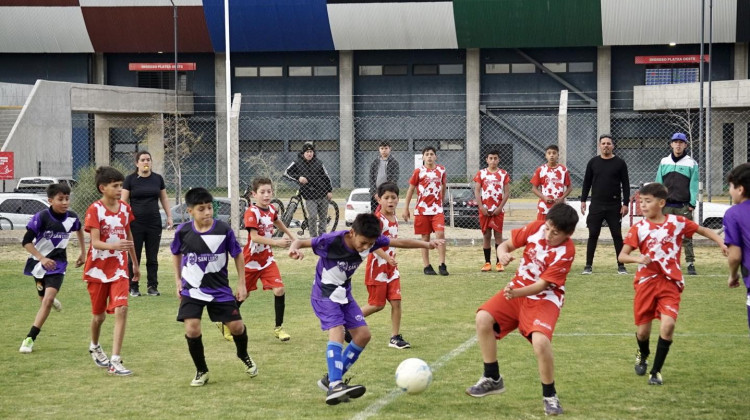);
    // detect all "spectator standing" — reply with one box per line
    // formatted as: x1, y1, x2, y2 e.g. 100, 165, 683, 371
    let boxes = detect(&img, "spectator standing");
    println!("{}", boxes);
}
655, 133, 699, 275
369, 141, 400, 213
122, 151, 173, 297
284, 143, 333, 237
580, 134, 630, 275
